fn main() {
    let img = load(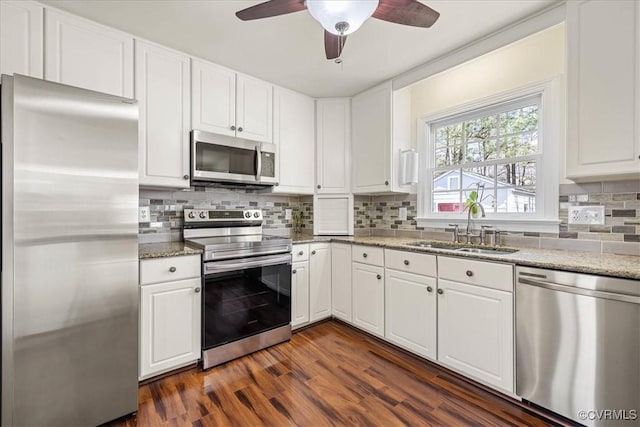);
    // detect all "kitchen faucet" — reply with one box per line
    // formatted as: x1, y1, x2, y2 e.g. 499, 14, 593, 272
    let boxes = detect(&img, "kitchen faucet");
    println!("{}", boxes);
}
464, 201, 486, 243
